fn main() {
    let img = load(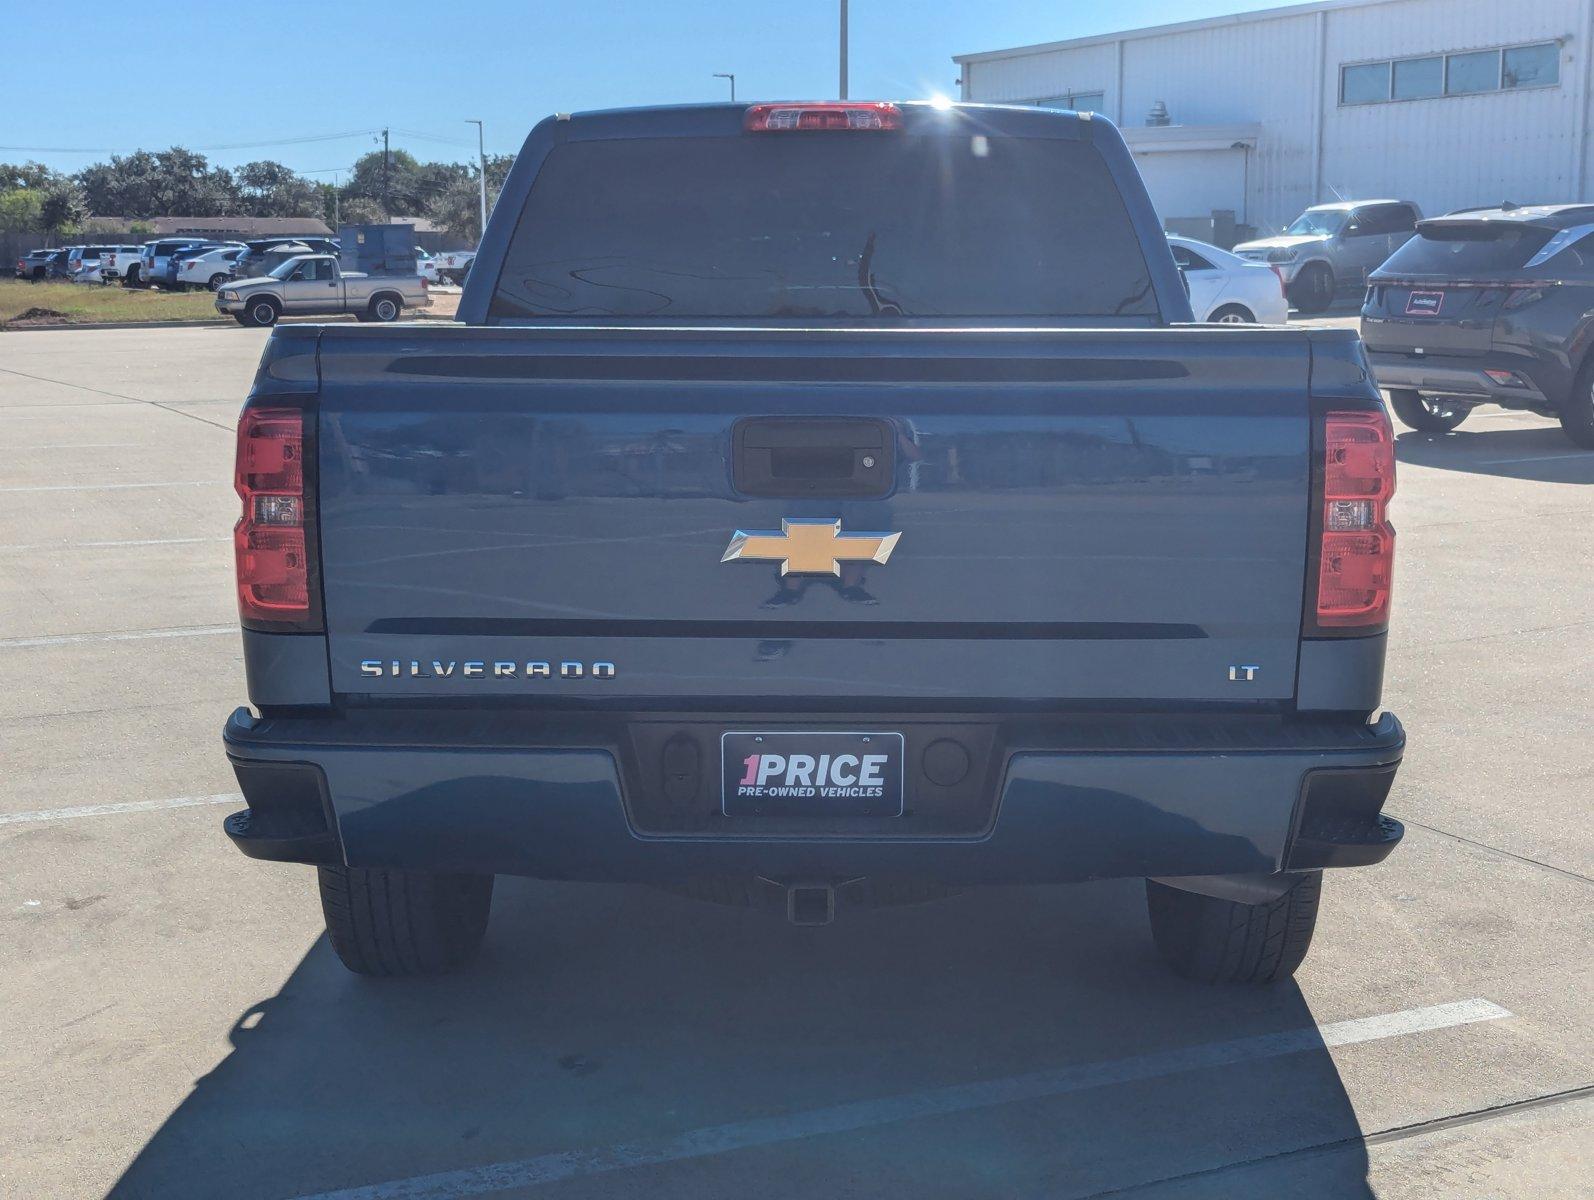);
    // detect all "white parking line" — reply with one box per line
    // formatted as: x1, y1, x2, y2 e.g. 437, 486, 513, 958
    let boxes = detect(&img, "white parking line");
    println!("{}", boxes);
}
0, 624, 234, 649
0, 793, 241, 827
1478, 452, 1594, 465
0, 536, 229, 553
0, 480, 219, 493
287, 998, 1512, 1200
